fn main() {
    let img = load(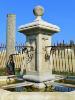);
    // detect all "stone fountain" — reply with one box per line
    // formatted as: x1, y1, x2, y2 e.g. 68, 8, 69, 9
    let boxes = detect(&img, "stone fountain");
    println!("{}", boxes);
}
18, 5, 60, 86
0, 5, 75, 95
